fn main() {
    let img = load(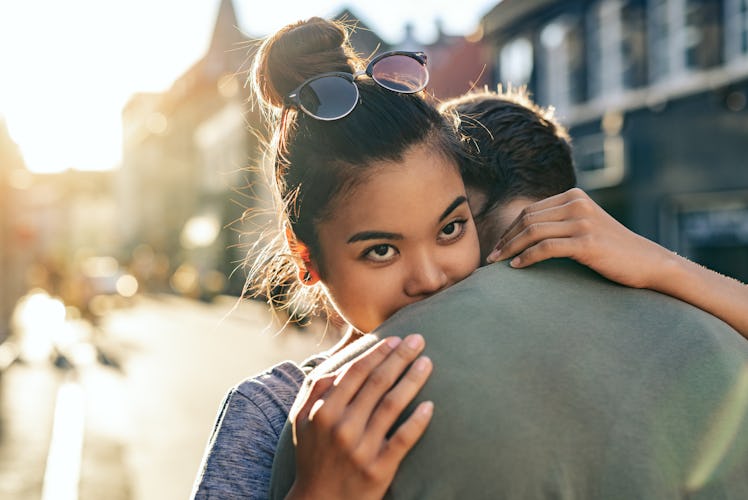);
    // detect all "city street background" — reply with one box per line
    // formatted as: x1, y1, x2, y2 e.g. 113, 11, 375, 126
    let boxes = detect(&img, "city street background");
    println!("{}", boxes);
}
0, 292, 335, 500
1, 0, 747, 498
